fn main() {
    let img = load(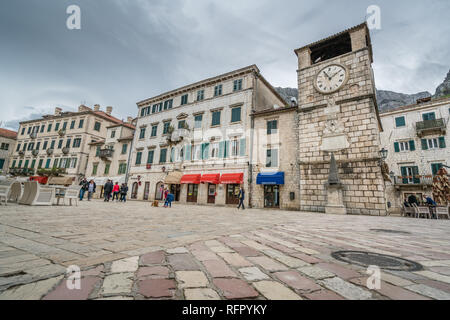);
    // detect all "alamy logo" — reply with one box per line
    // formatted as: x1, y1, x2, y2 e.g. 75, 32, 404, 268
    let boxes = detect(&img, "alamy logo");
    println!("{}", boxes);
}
366, 5, 381, 30
66, 265, 81, 290
66, 5, 81, 30
366, 265, 381, 290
